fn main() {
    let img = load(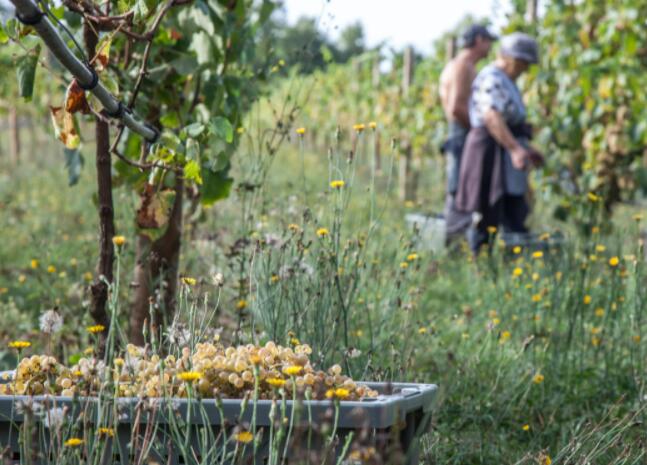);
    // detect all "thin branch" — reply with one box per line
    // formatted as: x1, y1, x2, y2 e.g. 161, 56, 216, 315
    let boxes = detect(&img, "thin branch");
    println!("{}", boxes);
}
112, 148, 180, 173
